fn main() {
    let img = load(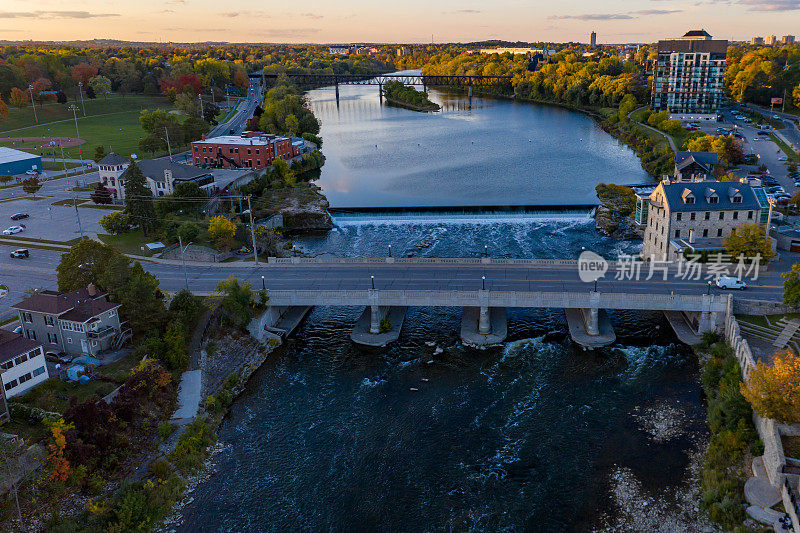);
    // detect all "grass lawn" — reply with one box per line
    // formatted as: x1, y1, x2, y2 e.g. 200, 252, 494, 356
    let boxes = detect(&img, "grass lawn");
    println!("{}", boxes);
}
99, 231, 156, 255
43, 161, 83, 171
0, 196, 47, 203
11, 351, 141, 416
770, 133, 800, 162
0, 234, 81, 245
735, 314, 770, 328
0, 94, 176, 161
